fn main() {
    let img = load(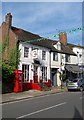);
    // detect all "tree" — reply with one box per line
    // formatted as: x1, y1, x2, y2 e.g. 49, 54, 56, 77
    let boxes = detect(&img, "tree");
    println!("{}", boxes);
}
1, 36, 20, 83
